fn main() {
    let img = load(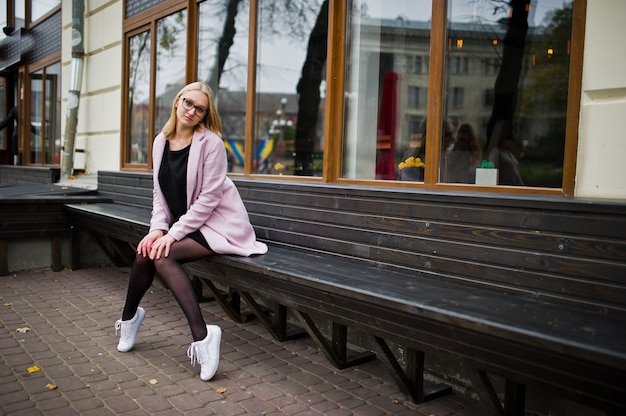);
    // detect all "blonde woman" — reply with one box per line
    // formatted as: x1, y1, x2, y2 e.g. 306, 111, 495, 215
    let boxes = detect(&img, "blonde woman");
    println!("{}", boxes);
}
115, 81, 267, 381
